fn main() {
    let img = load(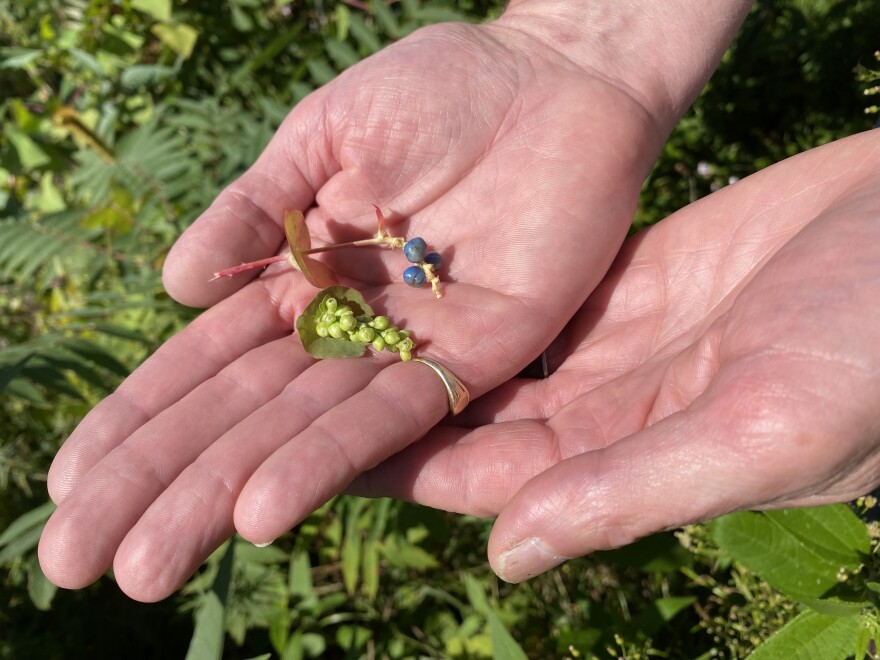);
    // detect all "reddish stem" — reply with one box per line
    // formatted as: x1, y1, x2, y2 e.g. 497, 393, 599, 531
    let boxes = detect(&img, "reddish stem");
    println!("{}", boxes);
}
210, 254, 289, 281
